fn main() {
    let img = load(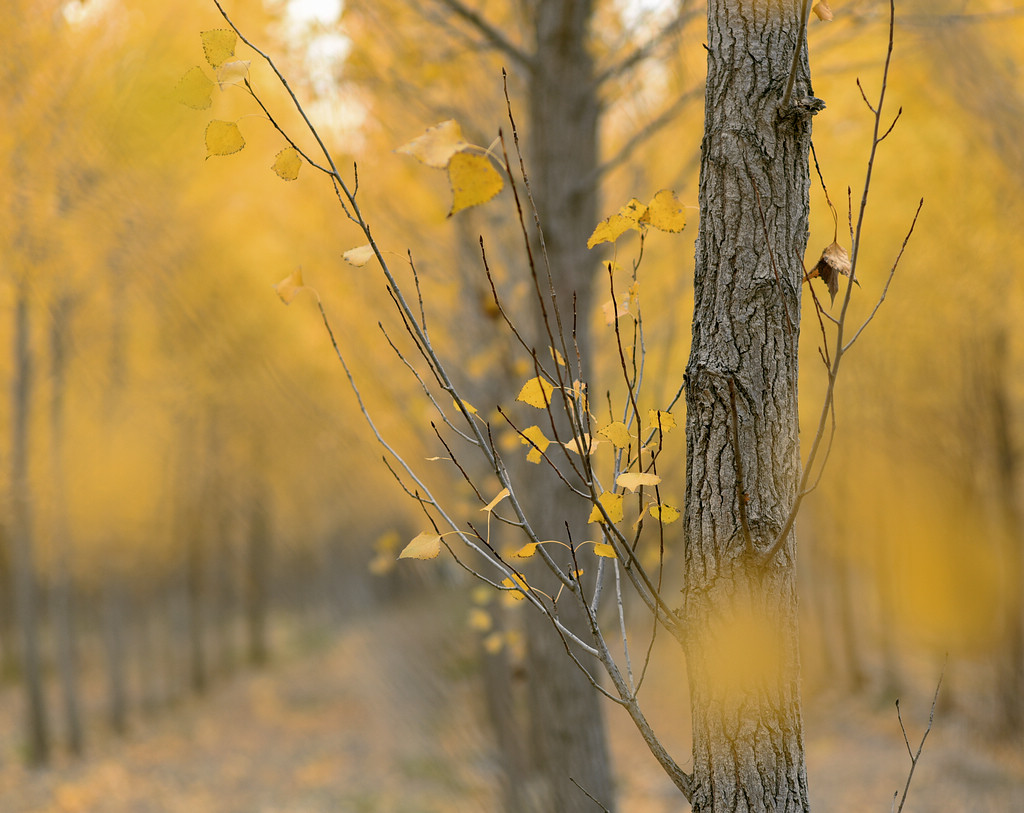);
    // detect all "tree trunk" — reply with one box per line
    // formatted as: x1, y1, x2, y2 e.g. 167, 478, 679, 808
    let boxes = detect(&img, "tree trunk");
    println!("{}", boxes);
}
9, 277, 50, 766
519, 2, 616, 810
48, 295, 84, 755
245, 477, 271, 667
683, 3, 815, 810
